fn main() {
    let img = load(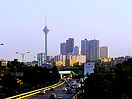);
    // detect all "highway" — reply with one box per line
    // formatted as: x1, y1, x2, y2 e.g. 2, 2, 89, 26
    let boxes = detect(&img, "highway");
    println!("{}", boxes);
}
29, 82, 76, 99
